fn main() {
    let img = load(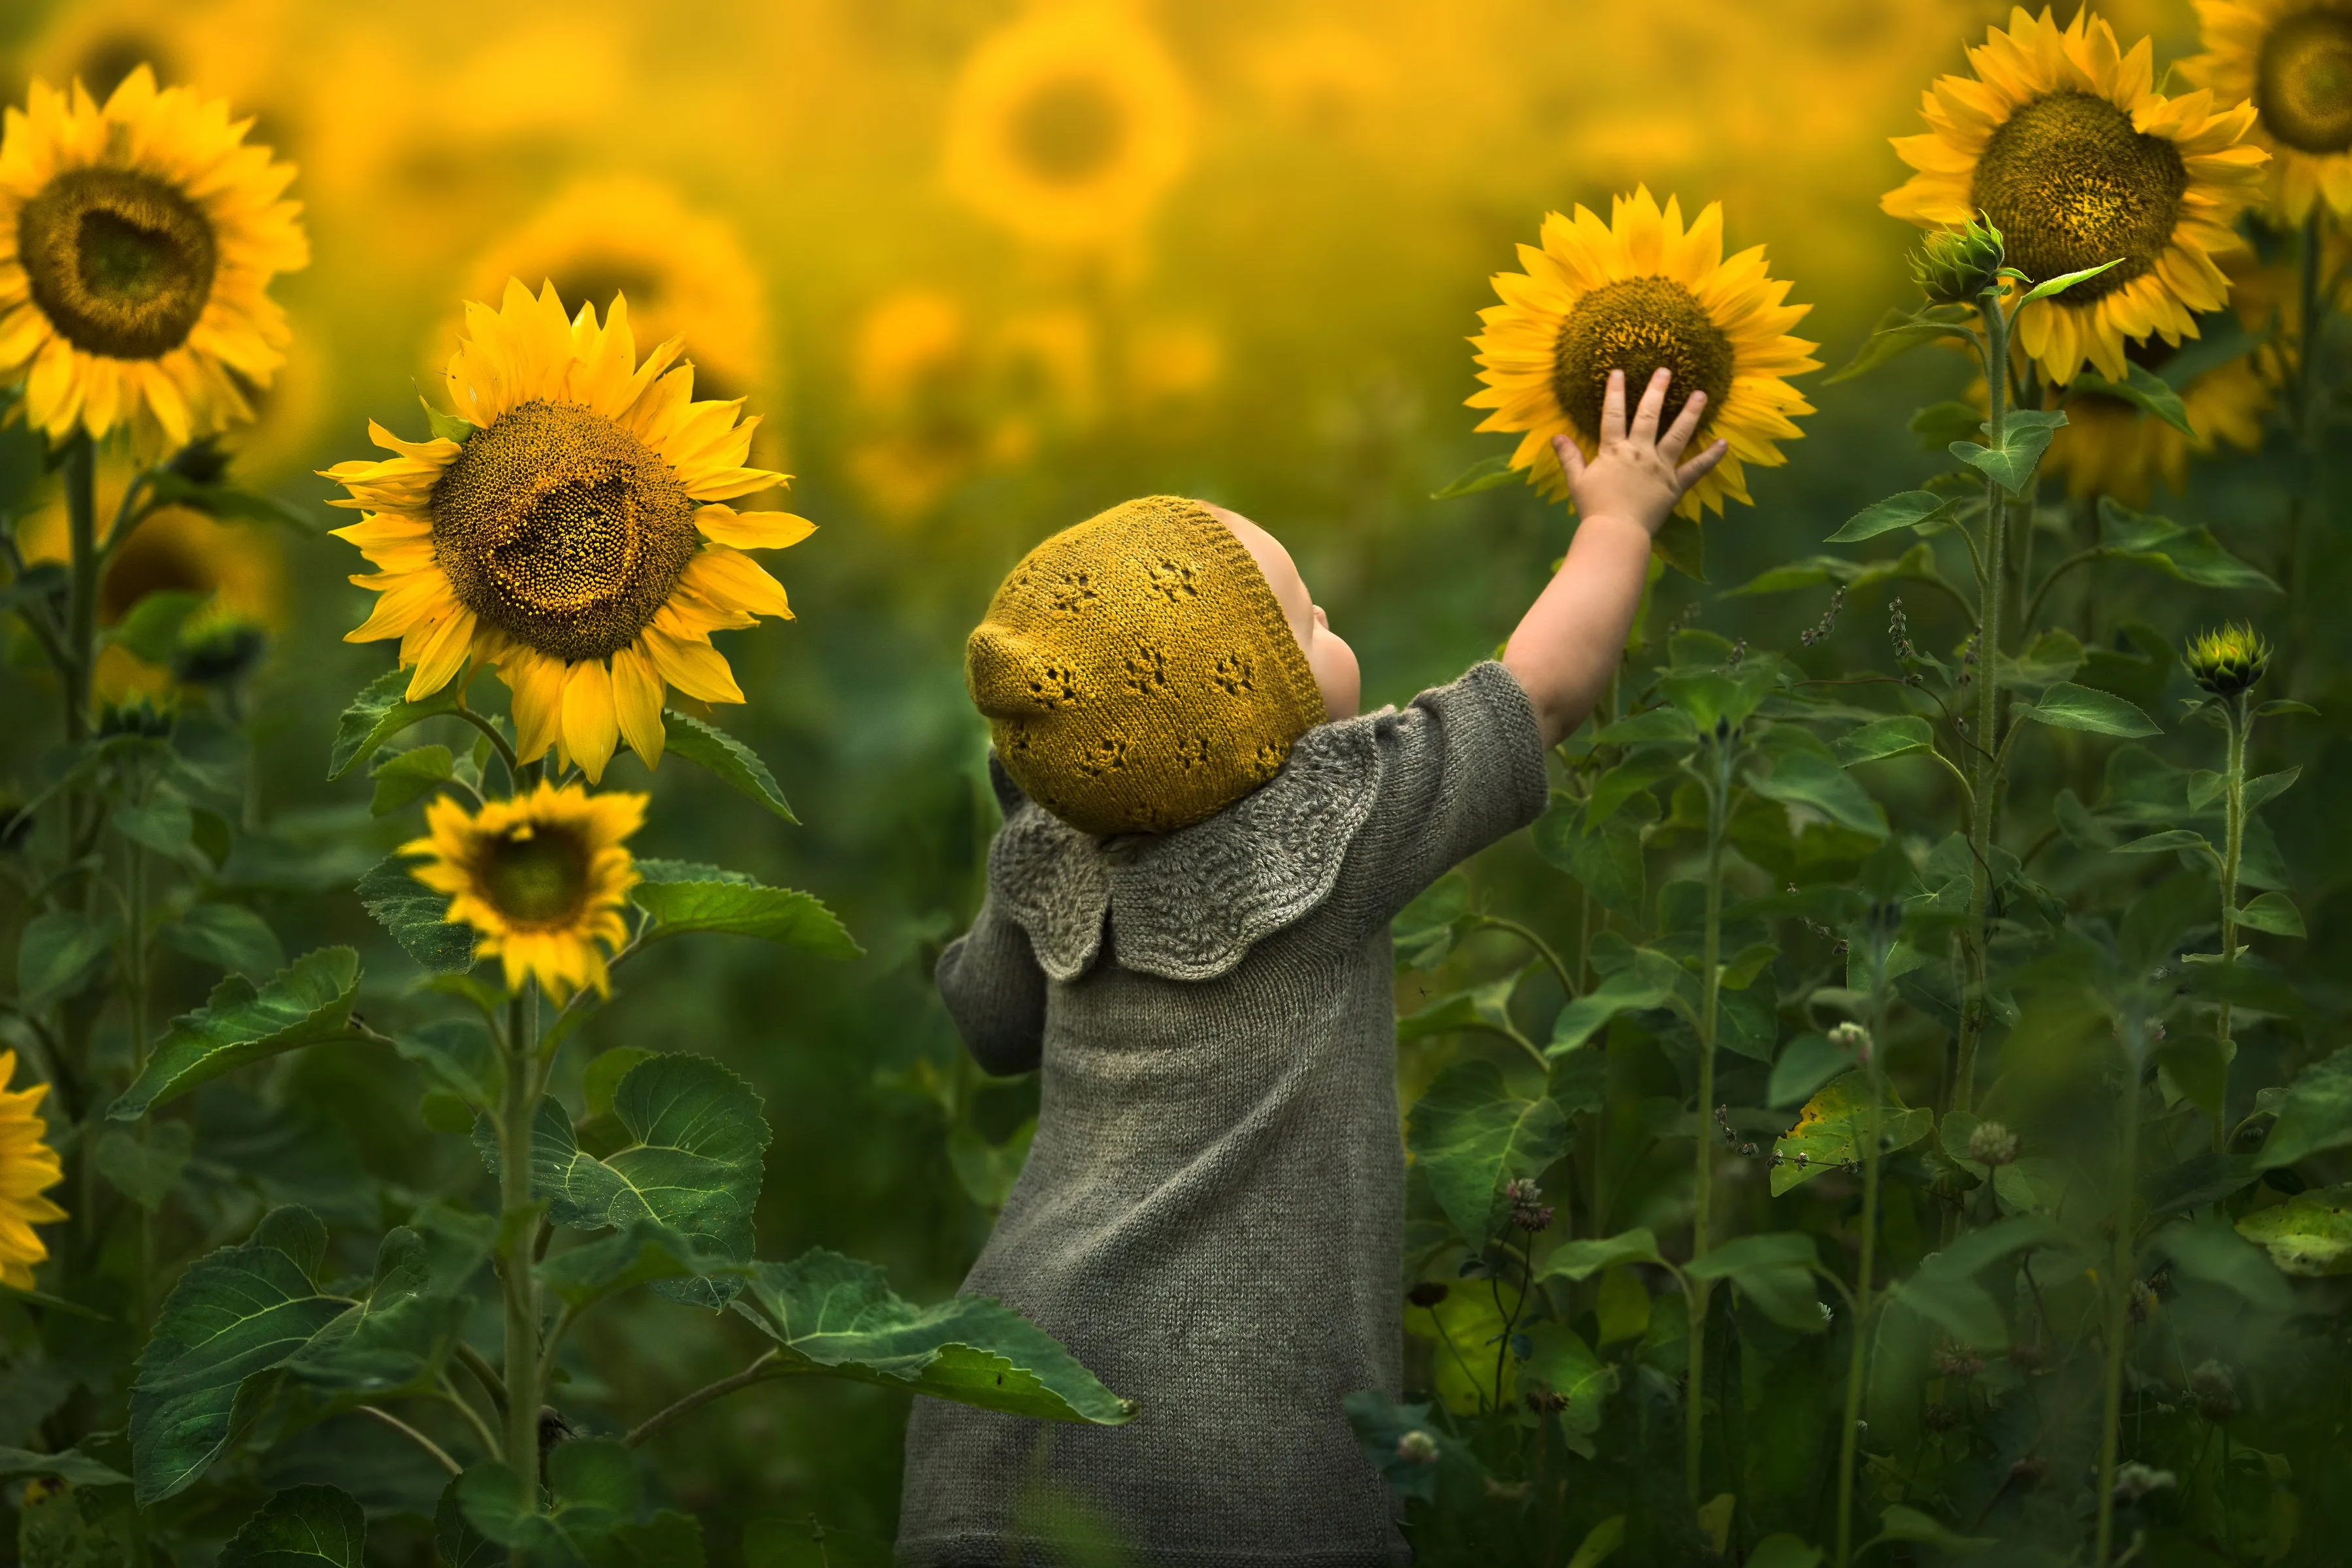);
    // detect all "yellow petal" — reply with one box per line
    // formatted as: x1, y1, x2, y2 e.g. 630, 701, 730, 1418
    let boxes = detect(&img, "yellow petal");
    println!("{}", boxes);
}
613, 643, 667, 769
562, 659, 620, 784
